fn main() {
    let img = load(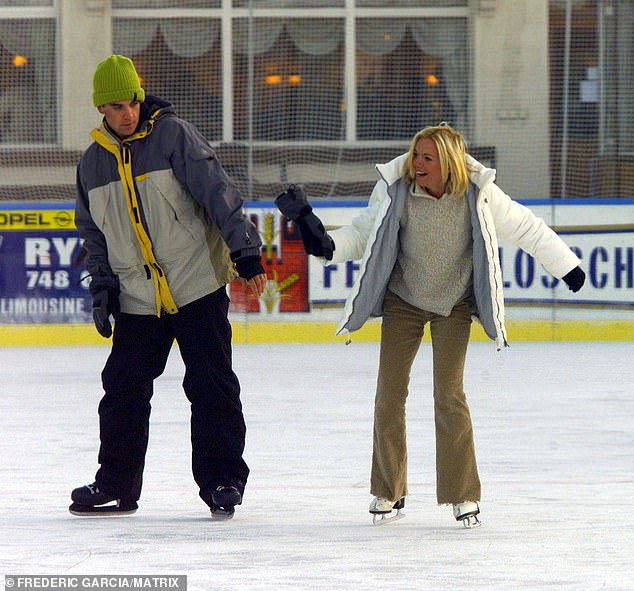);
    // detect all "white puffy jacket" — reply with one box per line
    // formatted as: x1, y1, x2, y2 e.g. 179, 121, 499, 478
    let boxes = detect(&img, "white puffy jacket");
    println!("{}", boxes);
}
326, 153, 581, 348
